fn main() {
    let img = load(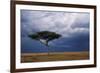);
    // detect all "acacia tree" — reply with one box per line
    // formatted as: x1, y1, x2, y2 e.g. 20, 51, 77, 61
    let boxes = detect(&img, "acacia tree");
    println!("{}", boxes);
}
28, 31, 61, 55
